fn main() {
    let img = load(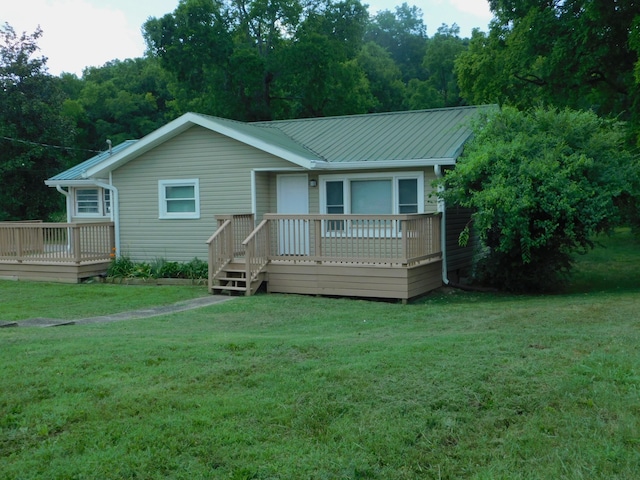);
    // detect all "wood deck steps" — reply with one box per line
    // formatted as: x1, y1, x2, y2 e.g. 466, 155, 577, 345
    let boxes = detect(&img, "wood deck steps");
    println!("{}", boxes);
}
212, 262, 265, 296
